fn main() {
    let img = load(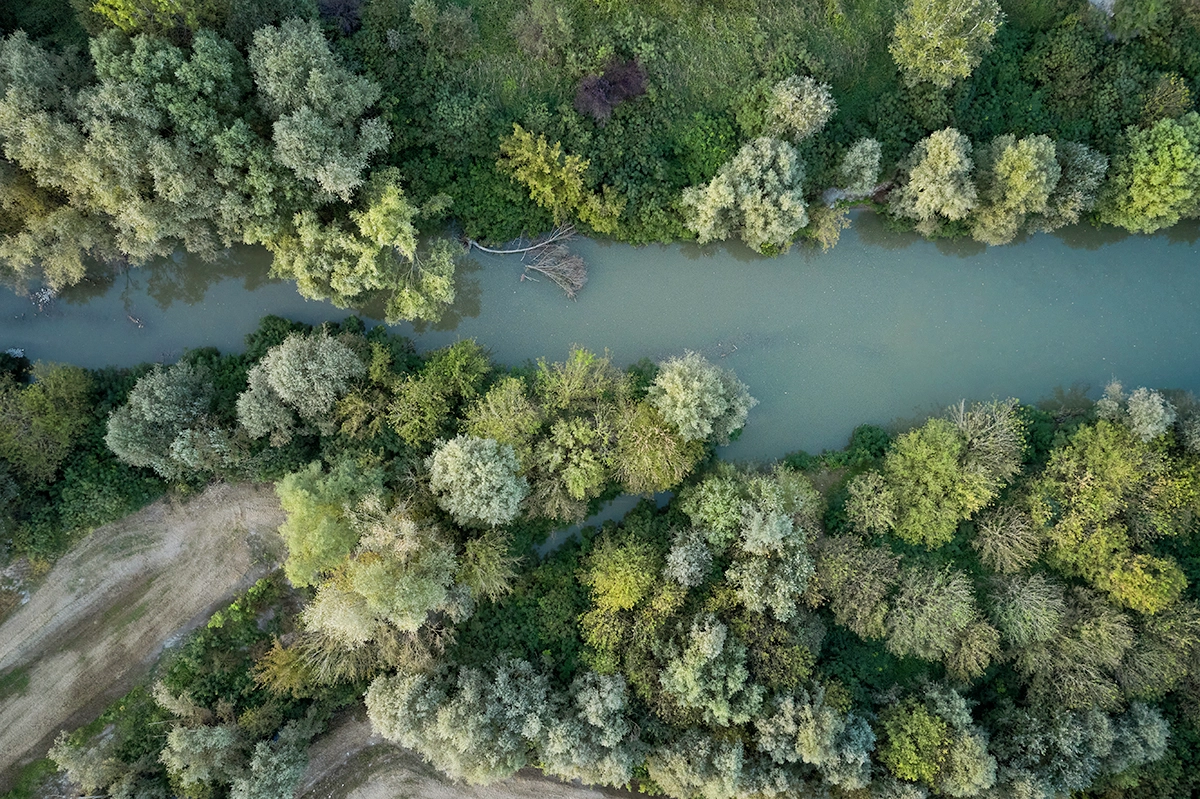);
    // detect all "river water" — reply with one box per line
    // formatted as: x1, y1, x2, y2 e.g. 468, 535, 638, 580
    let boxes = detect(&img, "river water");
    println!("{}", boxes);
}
2, 213, 1198, 463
